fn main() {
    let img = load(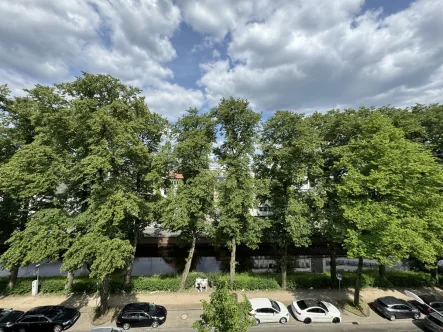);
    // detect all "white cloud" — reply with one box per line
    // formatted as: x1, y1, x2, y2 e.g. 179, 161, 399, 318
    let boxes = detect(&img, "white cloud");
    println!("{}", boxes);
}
0, 0, 201, 117
184, 0, 443, 113
143, 82, 205, 121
